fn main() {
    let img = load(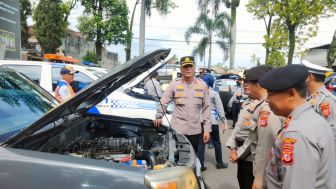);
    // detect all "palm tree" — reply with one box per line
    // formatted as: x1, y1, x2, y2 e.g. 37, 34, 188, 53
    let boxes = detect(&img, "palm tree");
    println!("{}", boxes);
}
185, 11, 231, 69
198, 0, 240, 69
